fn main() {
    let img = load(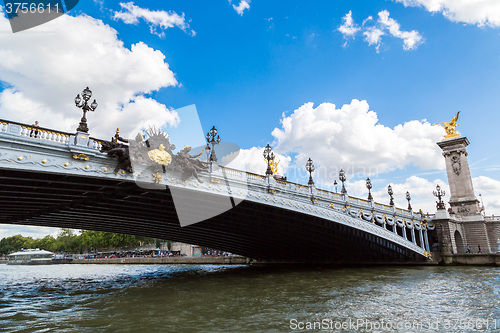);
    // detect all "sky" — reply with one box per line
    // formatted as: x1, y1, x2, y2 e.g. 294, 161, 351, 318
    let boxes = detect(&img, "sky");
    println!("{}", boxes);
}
1, 0, 500, 238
